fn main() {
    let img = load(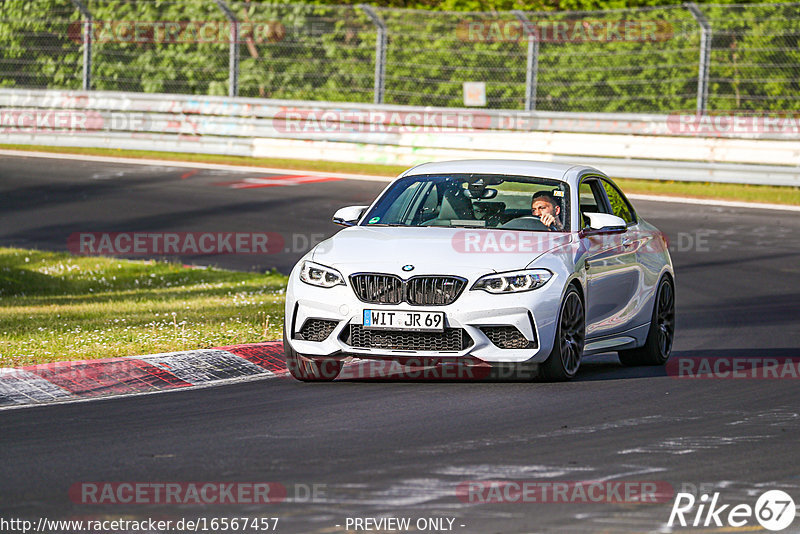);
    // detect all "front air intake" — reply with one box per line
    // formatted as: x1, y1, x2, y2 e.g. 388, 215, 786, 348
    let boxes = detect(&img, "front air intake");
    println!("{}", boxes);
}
479, 326, 537, 349
343, 325, 473, 351
295, 319, 338, 342
350, 274, 466, 306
